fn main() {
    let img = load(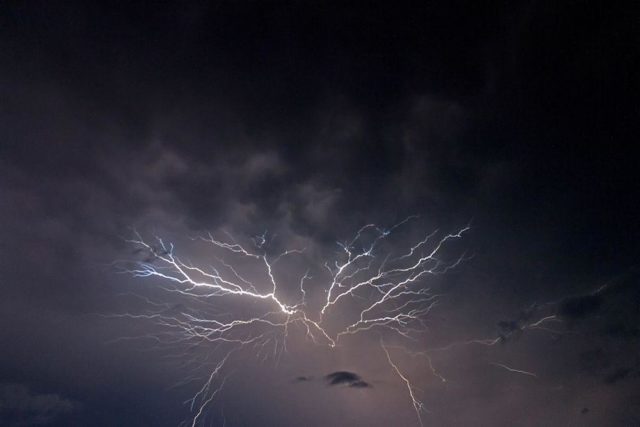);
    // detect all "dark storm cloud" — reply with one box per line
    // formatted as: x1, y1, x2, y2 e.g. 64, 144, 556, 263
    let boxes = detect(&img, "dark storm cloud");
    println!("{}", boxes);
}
0, 1, 638, 425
